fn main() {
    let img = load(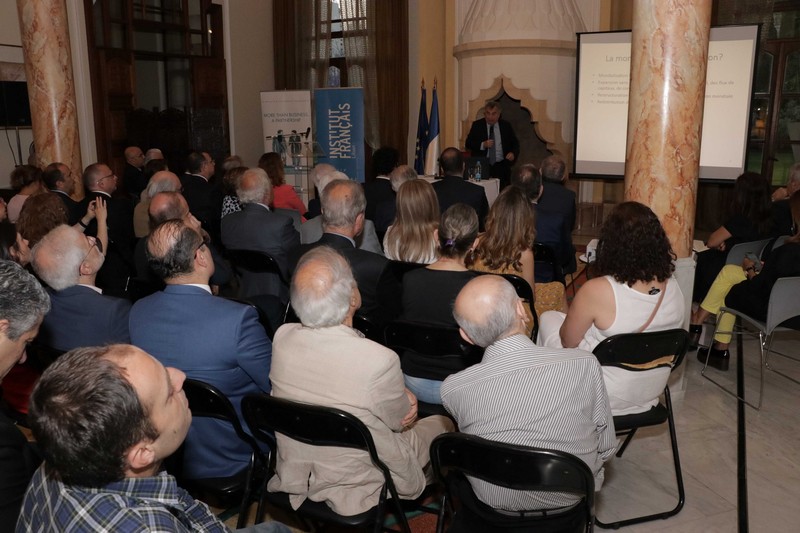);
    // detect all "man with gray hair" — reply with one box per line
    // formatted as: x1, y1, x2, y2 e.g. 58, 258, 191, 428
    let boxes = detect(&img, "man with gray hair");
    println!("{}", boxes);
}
221, 167, 300, 301
537, 154, 577, 275
441, 275, 615, 512
0, 260, 48, 526
269, 246, 453, 515
301, 170, 382, 253
31, 225, 131, 351
133, 170, 182, 238
292, 179, 400, 326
